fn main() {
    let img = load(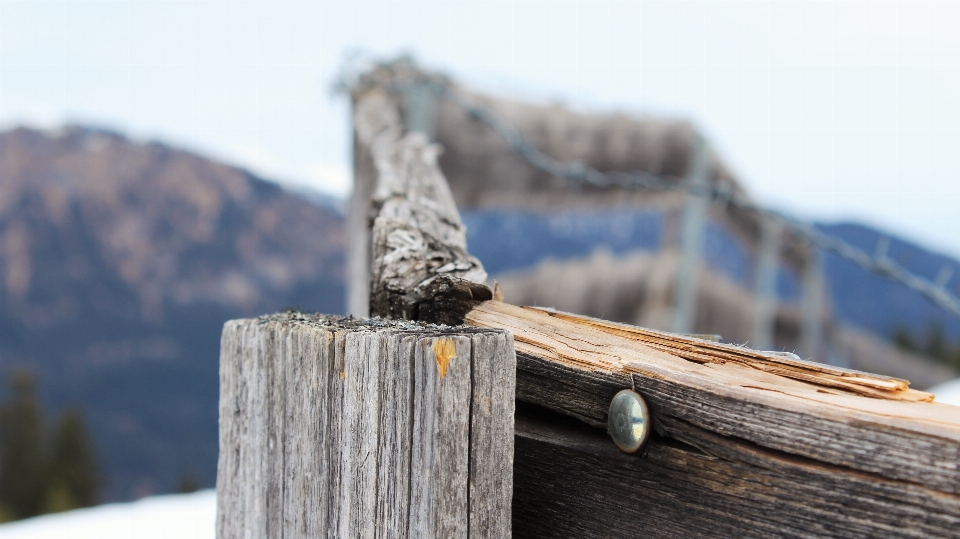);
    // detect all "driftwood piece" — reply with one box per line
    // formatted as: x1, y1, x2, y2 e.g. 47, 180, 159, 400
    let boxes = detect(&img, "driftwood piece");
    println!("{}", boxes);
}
532, 306, 929, 400
216, 312, 515, 538
352, 87, 491, 325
